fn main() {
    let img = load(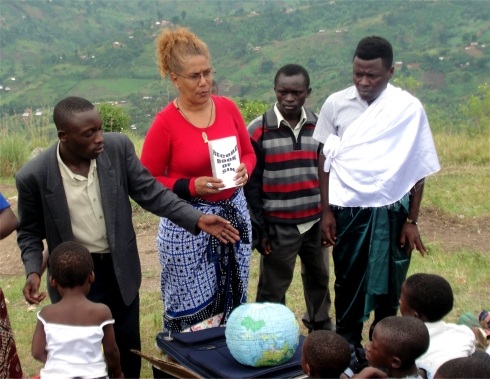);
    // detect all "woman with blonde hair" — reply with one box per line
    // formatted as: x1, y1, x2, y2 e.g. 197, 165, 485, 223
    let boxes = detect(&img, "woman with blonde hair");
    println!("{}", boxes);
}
141, 28, 256, 333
